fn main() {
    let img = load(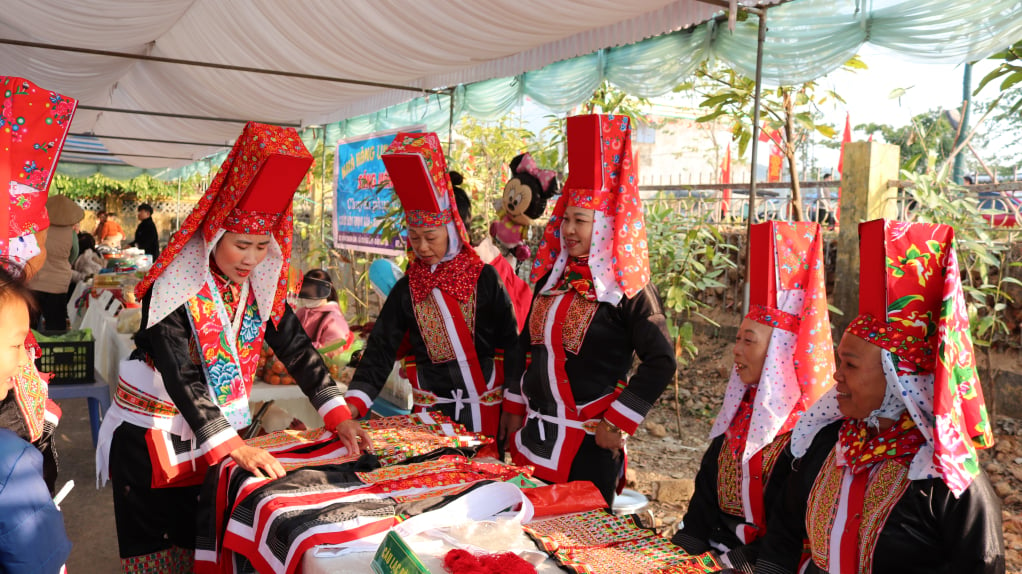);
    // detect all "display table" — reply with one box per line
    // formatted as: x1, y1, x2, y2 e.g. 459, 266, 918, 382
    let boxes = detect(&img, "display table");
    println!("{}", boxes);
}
249, 380, 323, 428
304, 518, 563, 573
